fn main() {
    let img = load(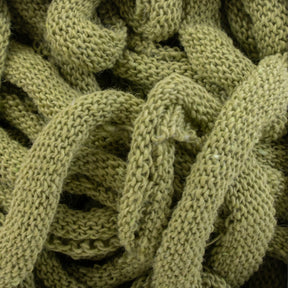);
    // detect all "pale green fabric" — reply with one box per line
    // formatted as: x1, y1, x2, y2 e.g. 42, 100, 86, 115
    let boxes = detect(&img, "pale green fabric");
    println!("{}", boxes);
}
0, 0, 287, 287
